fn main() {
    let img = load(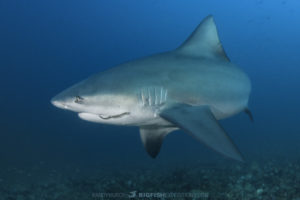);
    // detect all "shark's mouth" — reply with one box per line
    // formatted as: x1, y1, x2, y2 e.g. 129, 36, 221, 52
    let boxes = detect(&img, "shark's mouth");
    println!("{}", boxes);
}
78, 112, 131, 123
98, 112, 130, 120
